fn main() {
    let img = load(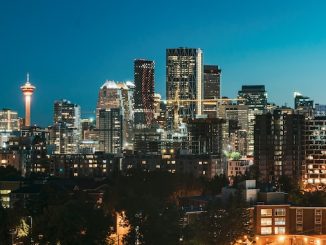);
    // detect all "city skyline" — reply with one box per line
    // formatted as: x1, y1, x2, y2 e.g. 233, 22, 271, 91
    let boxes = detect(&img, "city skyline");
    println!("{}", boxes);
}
2, 1, 326, 126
